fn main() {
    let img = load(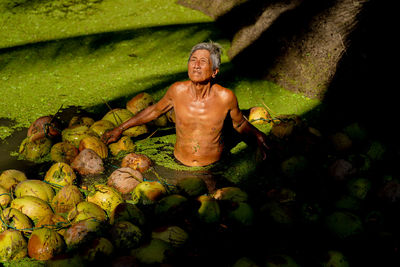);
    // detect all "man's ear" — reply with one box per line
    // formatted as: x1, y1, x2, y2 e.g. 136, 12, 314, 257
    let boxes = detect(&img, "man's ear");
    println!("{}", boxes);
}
212, 68, 219, 78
